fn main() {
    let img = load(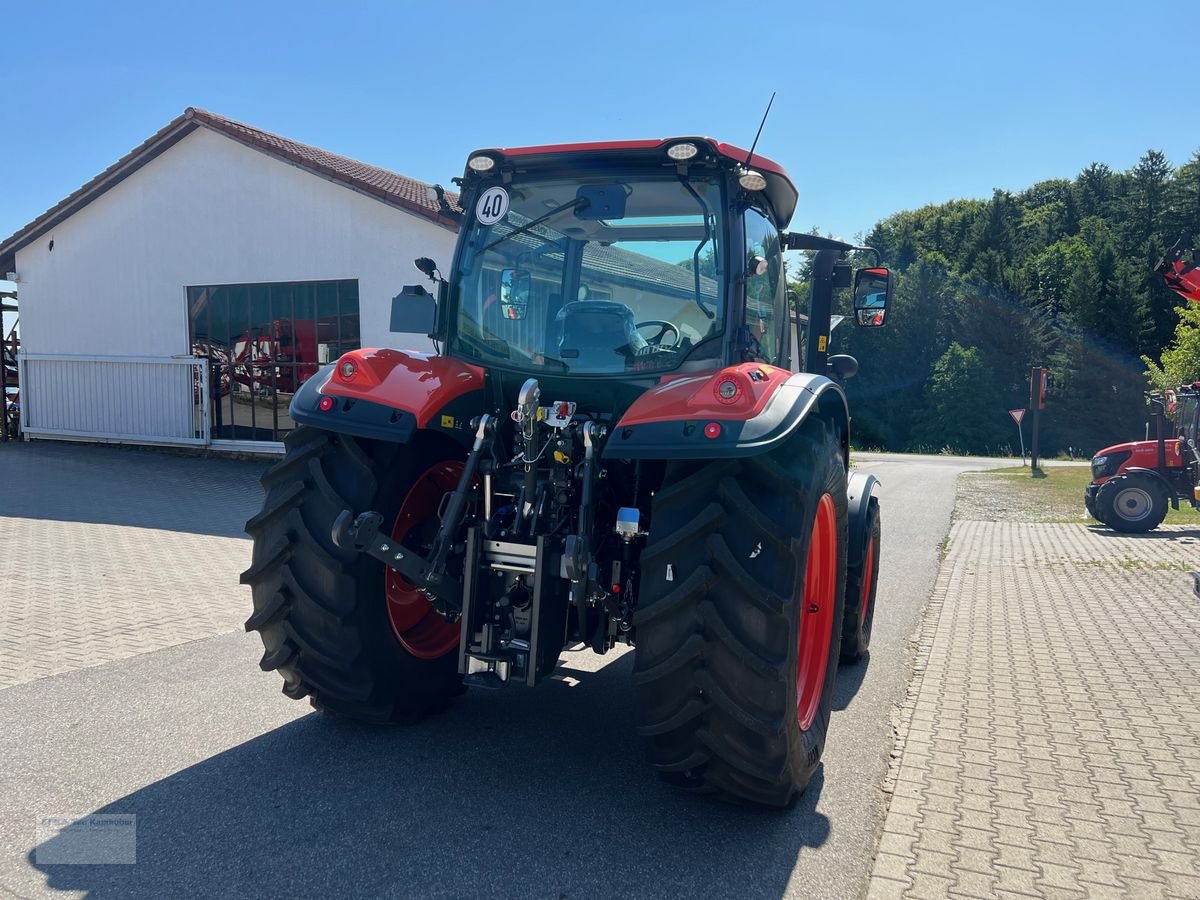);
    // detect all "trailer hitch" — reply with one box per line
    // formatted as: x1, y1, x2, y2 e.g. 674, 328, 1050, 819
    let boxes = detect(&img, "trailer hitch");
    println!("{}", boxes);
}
331, 413, 497, 614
